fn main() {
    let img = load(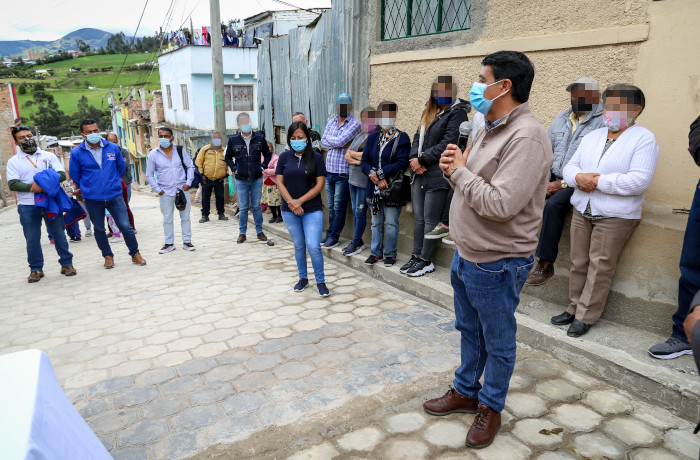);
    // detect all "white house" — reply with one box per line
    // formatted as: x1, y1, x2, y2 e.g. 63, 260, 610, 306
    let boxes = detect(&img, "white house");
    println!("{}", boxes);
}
157, 45, 258, 131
